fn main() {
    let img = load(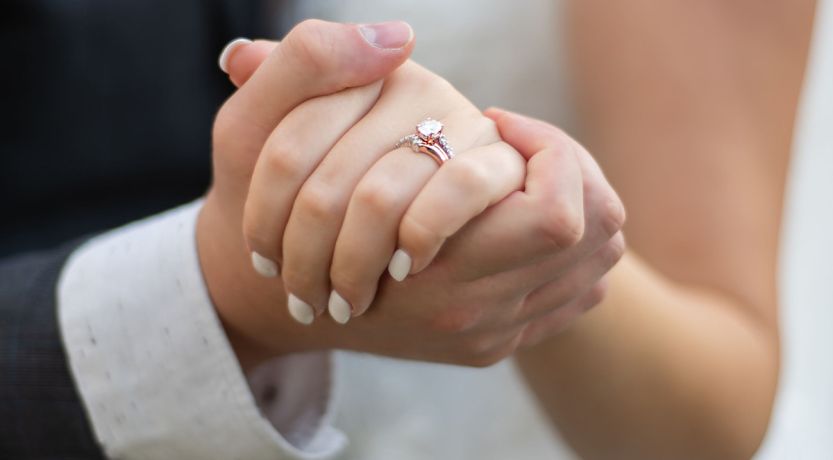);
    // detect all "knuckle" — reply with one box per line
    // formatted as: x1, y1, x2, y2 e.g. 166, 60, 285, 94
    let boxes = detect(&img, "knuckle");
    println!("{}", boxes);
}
397, 63, 455, 96
538, 127, 576, 155
599, 195, 627, 238
417, 68, 452, 93
262, 136, 306, 179
599, 232, 626, 269
450, 157, 492, 194
428, 75, 456, 97
537, 202, 585, 249
297, 181, 342, 222
353, 176, 404, 216
551, 129, 576, 151
471, 117, 501, 146
213, 103, 271, 162
292, 18, 328, 35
